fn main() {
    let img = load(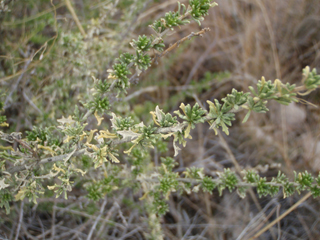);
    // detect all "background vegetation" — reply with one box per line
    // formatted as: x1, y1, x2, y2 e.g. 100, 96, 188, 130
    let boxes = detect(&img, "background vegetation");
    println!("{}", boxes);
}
0, 0, 320, 239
